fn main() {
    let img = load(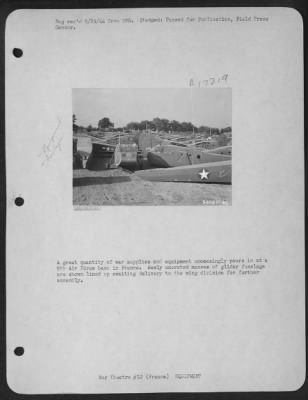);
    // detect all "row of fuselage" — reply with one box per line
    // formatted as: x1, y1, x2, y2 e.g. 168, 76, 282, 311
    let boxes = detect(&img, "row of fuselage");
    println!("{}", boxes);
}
73, 132, 232, 171
86, 141, 231, 171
